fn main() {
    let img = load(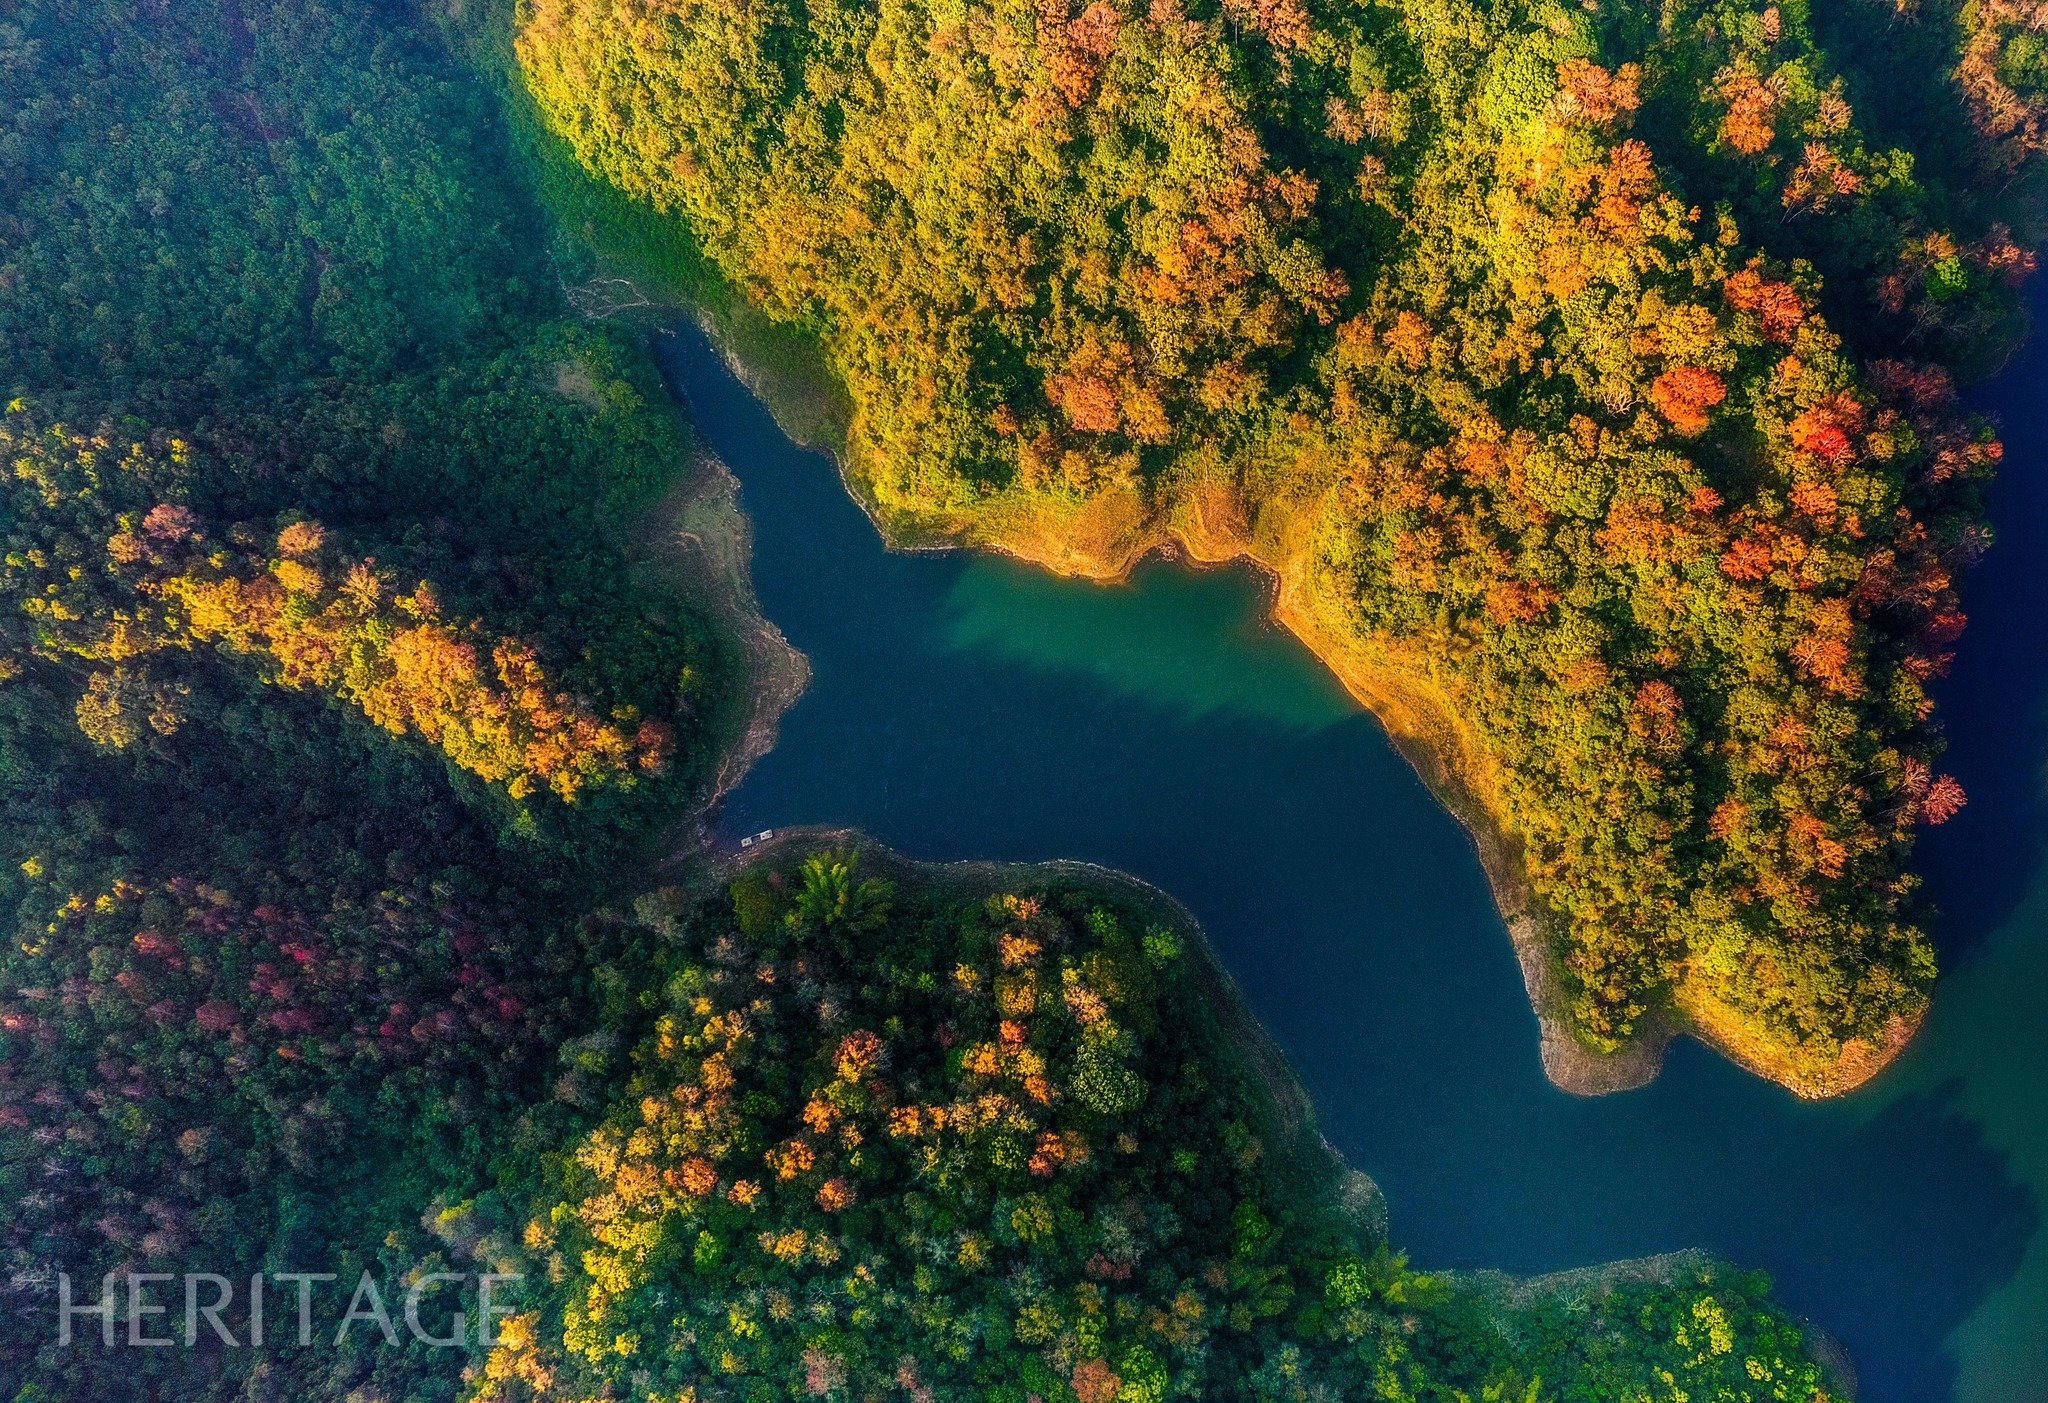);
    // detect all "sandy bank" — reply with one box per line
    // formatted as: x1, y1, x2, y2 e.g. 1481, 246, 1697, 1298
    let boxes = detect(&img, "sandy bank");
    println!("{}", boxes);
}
624, 357, 810, 819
